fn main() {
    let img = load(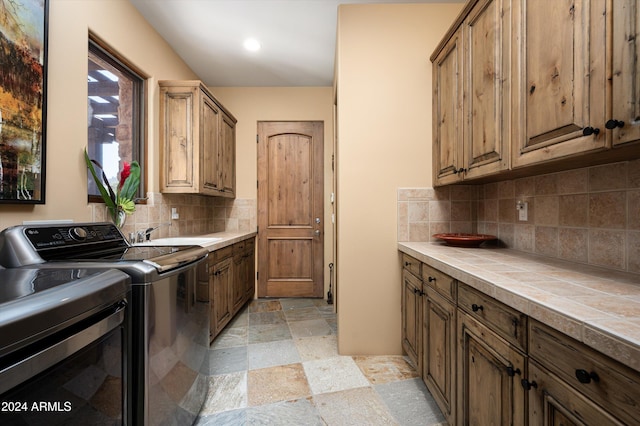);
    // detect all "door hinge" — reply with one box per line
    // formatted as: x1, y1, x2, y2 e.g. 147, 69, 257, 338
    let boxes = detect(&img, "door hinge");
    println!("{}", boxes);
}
256, 134, 259, 143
